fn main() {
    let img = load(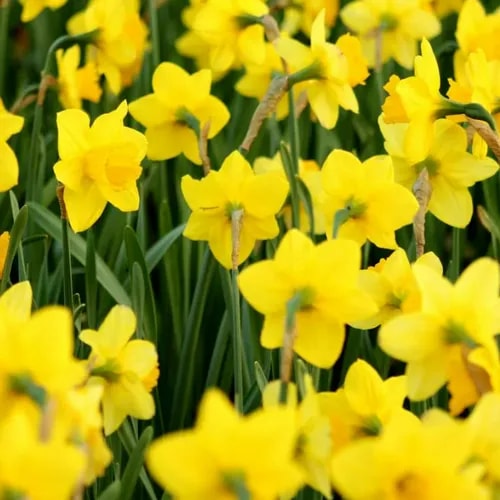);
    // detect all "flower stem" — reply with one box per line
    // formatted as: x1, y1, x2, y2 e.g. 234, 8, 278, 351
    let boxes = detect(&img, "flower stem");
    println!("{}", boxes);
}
148, 0, 161, 67
57, 185, 74, 312
449, 227, 462, 282
230, 268, 245, 413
